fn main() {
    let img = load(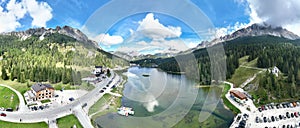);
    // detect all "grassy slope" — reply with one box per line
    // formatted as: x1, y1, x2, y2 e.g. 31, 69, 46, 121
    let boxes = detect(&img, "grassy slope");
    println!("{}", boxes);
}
228, 56, 260, 87
57, 114, 83, 128
0, 86, 19, 110
0, 121, 48, 128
